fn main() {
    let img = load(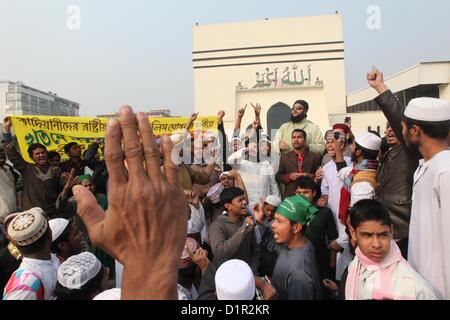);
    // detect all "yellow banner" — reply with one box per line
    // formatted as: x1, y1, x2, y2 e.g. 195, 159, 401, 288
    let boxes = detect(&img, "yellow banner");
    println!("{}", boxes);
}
10, 115, 217, 163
